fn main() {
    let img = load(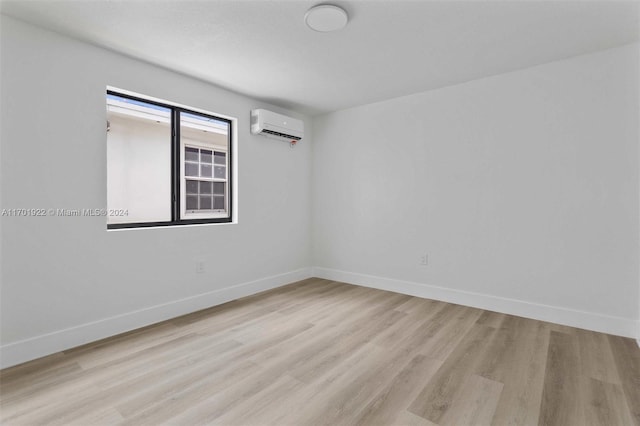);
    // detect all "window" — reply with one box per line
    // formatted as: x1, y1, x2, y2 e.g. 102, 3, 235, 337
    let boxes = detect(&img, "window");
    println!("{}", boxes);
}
180, 113, 229, 219
106, 90, 234, 228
